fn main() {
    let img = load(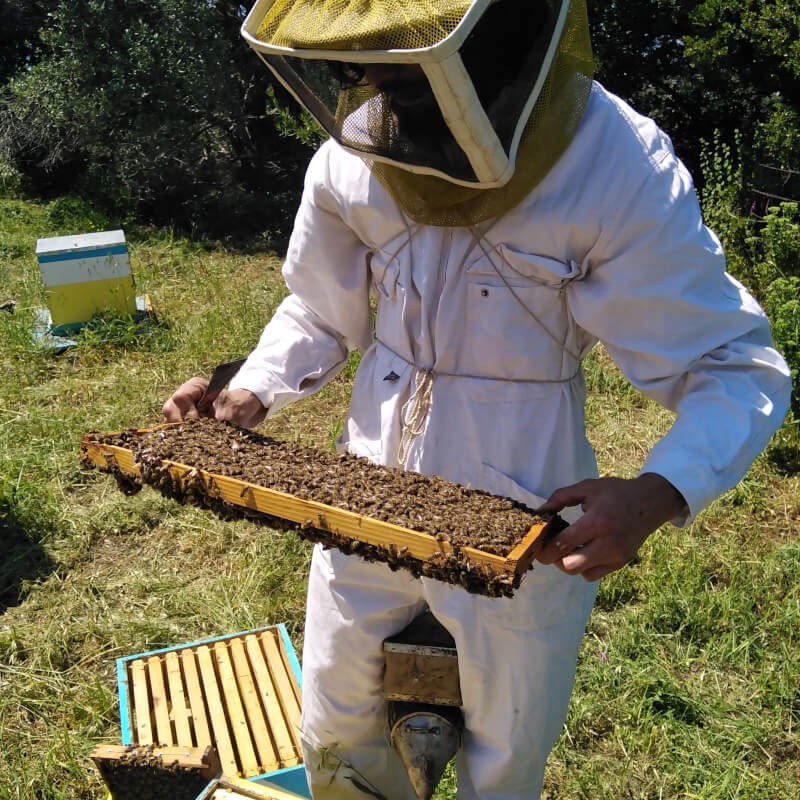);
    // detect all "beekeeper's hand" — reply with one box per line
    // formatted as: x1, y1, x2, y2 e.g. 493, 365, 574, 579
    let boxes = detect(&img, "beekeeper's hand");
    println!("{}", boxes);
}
162, 378, 267, 428
536, 473, 687, 581
212, 388, 267, 427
